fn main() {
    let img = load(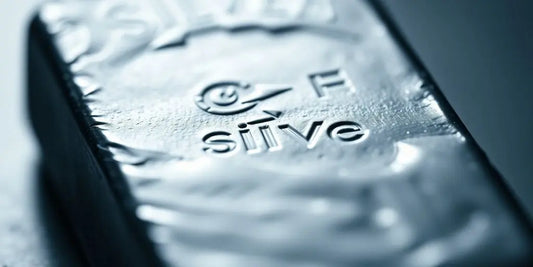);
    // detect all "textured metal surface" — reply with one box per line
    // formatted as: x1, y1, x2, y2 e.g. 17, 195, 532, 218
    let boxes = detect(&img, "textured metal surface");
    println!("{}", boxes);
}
36, 0, 530, 266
